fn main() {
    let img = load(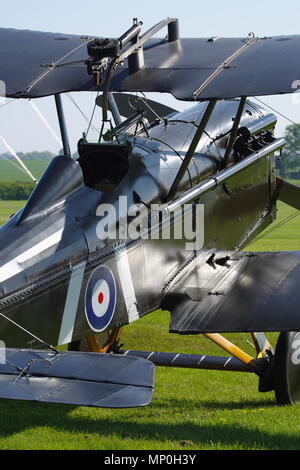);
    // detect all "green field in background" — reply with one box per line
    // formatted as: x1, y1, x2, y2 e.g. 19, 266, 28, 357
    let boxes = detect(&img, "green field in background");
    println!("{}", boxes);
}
0, 201, 24, 225
0, 200, 299, 450
0, 160, 48, 182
